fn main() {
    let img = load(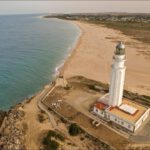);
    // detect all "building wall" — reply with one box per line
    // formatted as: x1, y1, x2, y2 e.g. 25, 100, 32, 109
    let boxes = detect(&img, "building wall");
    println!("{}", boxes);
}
93, 106, 134, 131
134, 109, 150, 131
107, 112, 134, 131
93, 106, 150, 132
93, 107, 105, 118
